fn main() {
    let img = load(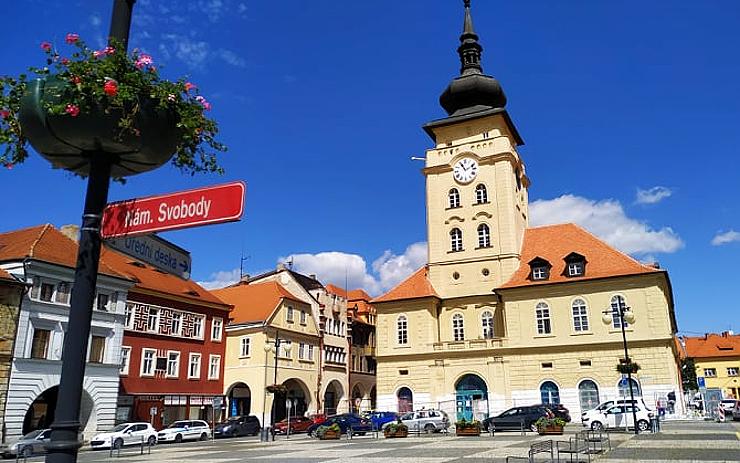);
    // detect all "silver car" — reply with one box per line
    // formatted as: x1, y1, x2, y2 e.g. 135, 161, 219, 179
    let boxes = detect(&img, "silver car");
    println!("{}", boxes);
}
385, 409, 450, 433
2, 429, 51, 458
